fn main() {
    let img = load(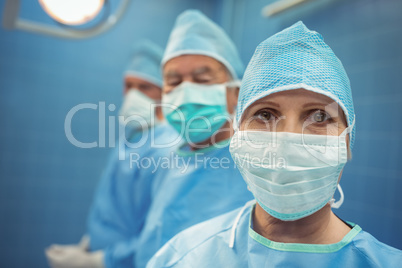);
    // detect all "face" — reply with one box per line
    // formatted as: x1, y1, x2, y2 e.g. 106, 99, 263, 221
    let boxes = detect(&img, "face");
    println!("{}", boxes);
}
163, 55, 238, 114
240, 89, 348, 136
124, 76, 162, 101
